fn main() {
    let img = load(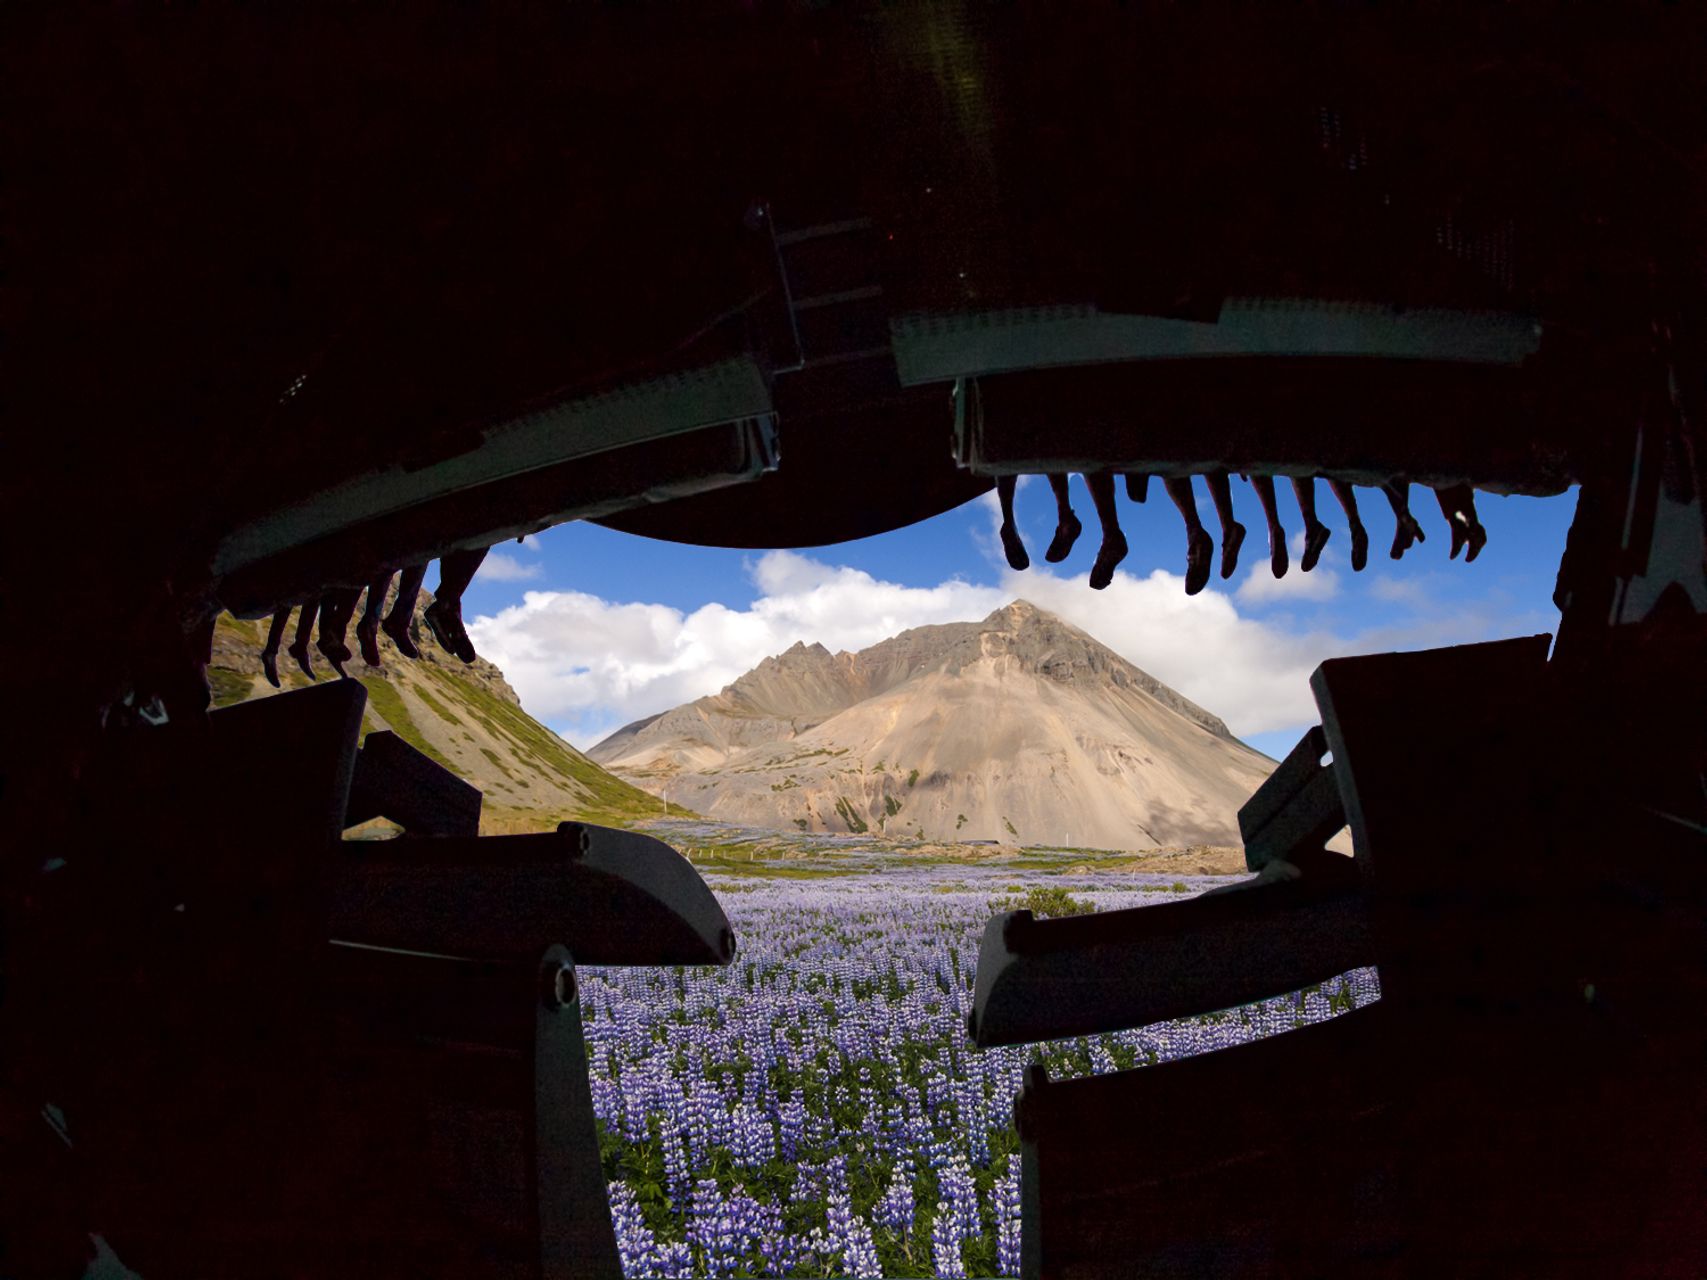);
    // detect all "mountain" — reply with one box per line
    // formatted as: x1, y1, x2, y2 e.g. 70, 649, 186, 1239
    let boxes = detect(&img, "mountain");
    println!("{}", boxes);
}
588, 600, 1277, 850
208, 591, 674, 834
